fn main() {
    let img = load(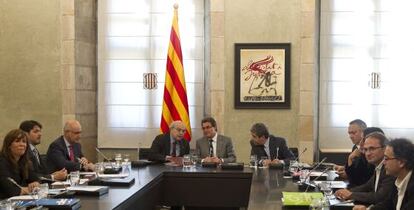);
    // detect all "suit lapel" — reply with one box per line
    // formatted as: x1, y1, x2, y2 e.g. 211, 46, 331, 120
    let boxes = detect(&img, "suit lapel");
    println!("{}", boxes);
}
216, 135, 224, 157
59, 137, 70, 160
